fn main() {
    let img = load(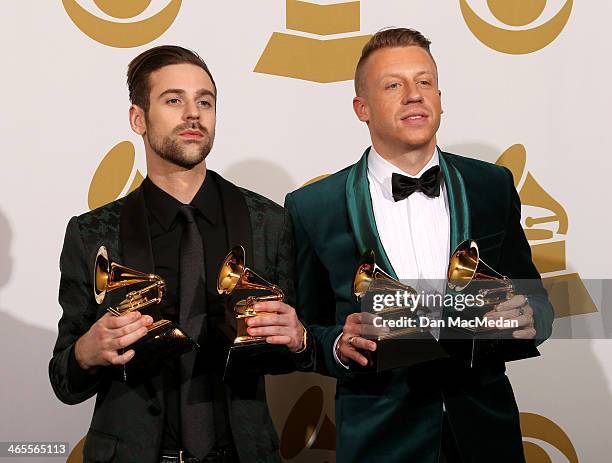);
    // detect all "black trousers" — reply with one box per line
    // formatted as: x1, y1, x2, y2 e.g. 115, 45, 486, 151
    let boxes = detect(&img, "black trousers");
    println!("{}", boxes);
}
439, 412, 463, 463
